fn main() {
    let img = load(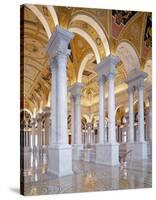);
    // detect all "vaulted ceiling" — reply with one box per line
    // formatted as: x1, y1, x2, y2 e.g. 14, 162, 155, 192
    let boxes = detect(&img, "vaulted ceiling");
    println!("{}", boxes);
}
20, 4, 152, 114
